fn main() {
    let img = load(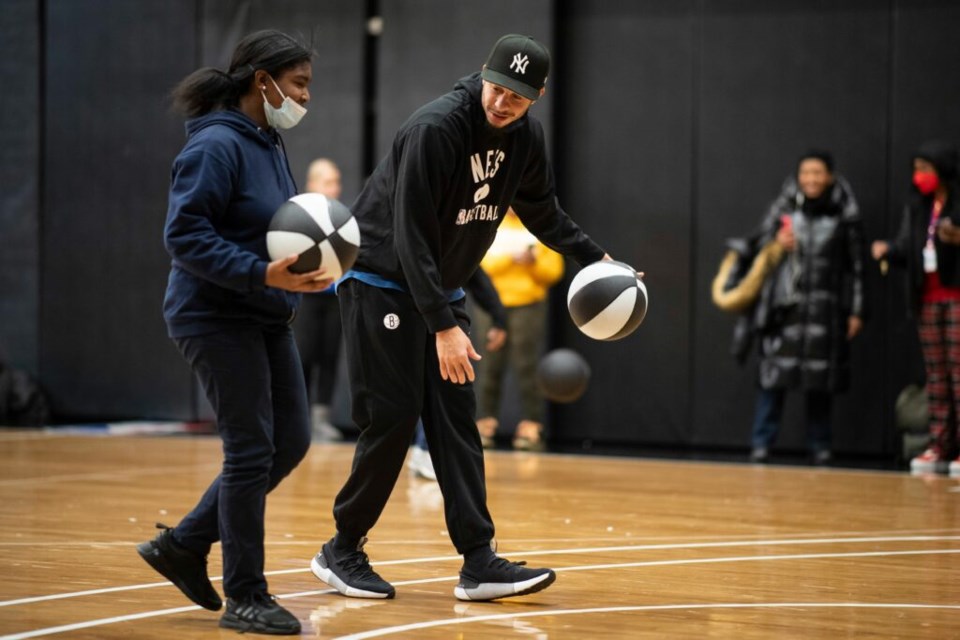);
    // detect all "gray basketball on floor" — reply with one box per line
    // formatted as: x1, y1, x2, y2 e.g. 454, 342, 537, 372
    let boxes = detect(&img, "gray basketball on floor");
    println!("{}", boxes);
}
536, 348, 591, 403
